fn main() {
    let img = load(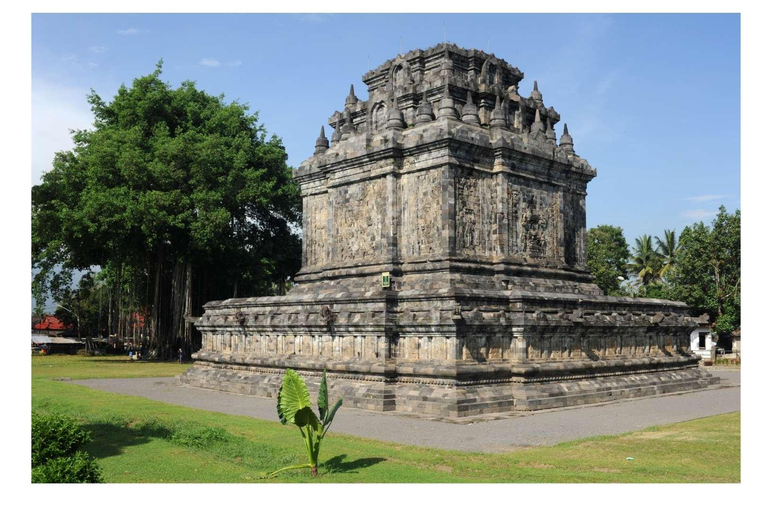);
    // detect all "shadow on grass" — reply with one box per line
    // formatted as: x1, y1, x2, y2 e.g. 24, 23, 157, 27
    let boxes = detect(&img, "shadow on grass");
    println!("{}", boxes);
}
322, 454, 386, 474
82, 421, 174, 460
